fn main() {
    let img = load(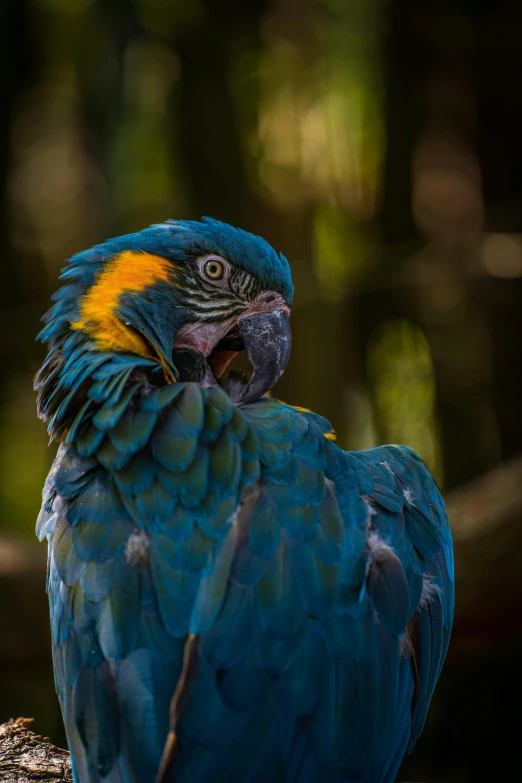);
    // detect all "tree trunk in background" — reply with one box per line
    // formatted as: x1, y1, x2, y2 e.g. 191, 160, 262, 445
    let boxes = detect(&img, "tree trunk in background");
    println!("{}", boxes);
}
0, 0, 46, 386
173, 0, 268, 228
355, 0, 513, 490
76, 0, 143, 238
474, 3, 522, 462
0, 0, 38, 309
